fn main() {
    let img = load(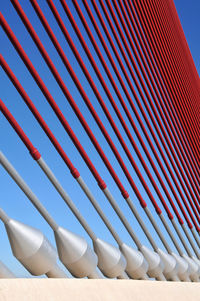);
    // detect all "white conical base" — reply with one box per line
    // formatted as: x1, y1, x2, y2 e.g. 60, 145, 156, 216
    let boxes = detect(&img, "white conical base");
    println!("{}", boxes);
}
54, 227, 98, 278
120, 243, 148, 279
192, 256, 200, 280
140, 246, 164, 278
5, 219, 57, 276
171, 253, 190, 282
93, 238, 126, 278
183, 254, 199, 282
157, 249, 178, 281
